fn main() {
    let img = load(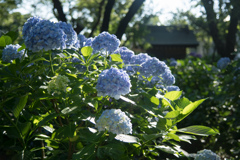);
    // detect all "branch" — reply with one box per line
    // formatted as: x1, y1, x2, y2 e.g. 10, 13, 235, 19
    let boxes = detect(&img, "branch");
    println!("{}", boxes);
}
52, 0, 67, 22
100, 0, 115, 32
115, 0, 145, 40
